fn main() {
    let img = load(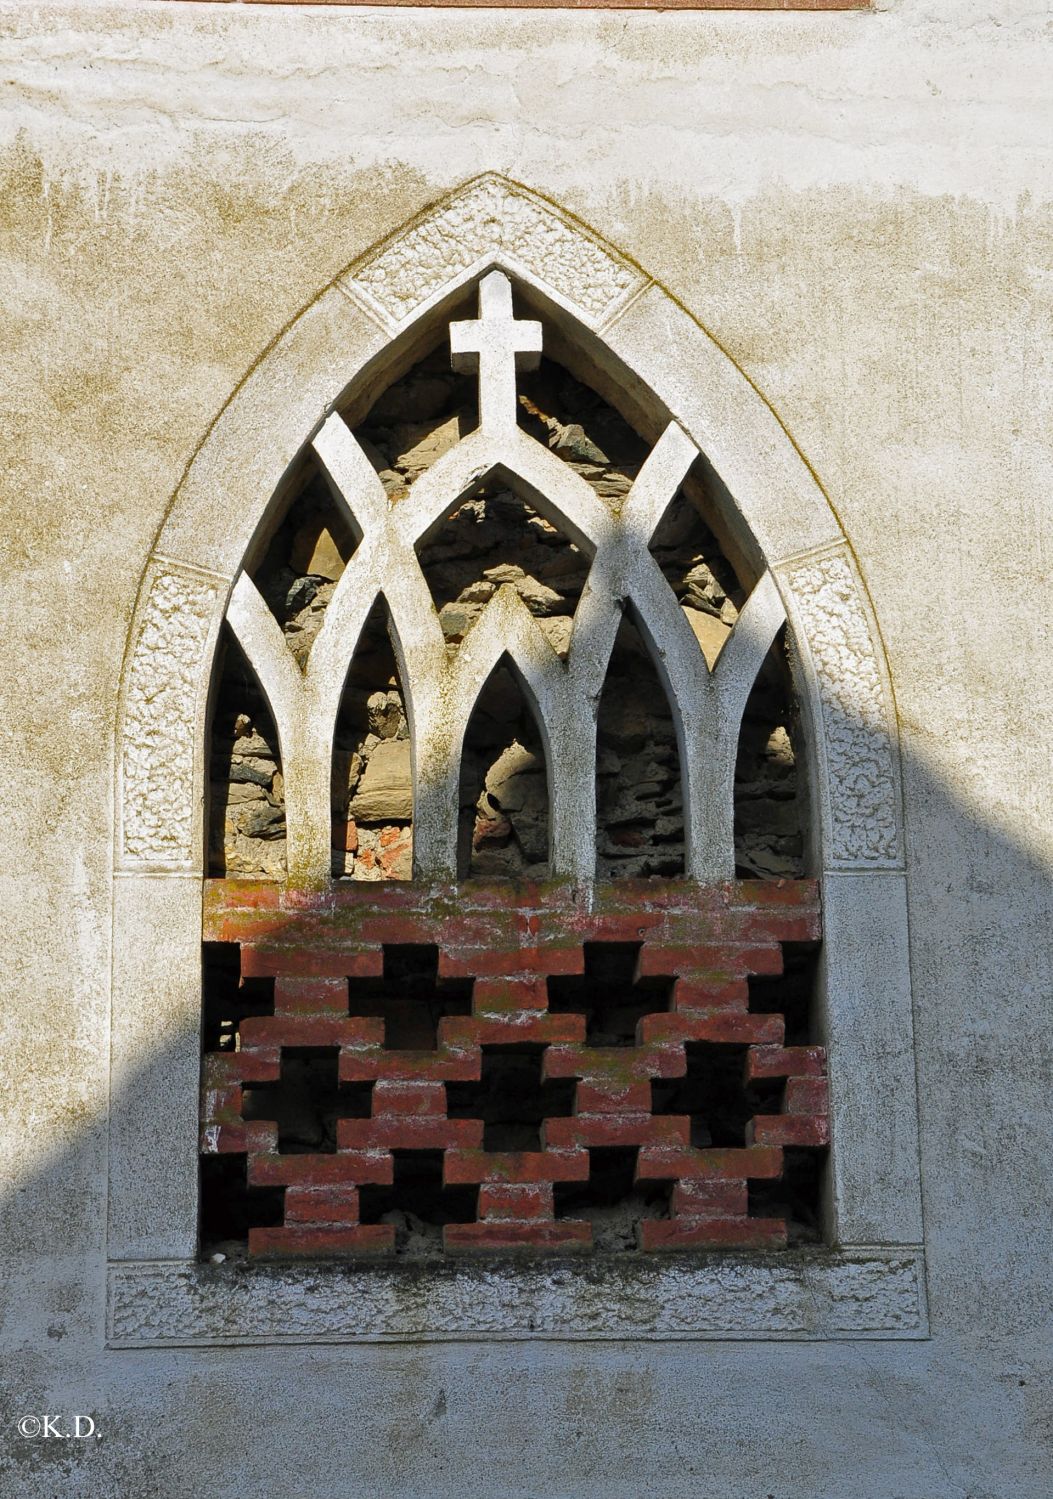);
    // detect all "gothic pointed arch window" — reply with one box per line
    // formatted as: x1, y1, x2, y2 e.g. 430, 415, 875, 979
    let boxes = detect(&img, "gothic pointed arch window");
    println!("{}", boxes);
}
108, 180, 924, 1343
199, 269, 827, 1259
